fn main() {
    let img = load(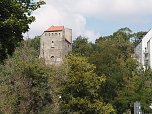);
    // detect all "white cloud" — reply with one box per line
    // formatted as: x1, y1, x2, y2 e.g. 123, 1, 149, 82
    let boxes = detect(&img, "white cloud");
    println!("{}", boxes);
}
84, 30, 100, 43
28, 0, 152, 42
